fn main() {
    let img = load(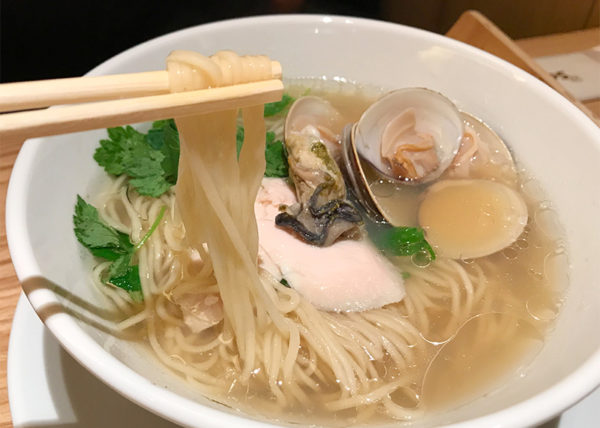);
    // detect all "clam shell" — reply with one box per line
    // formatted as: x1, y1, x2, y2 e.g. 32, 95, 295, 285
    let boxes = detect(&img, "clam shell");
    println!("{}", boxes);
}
341, 124, 386, 222
444, 112, 518, 187
284, 96, 346, 159
353, 88, 463, 184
